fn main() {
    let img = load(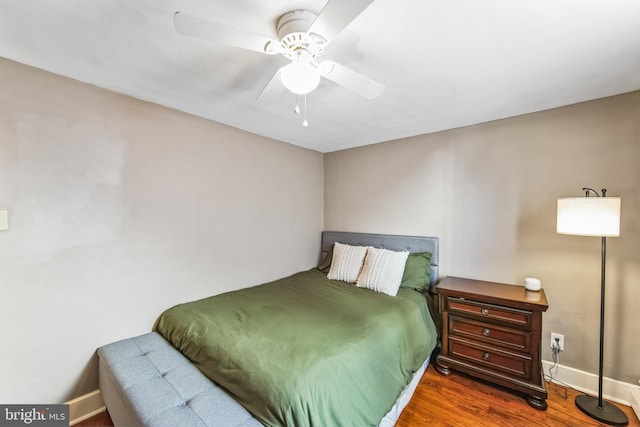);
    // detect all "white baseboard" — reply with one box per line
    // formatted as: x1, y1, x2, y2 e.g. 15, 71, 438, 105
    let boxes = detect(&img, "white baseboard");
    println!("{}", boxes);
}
631, 387, 640, 421
65, 389, 105, 426
542, 360, 635, 408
